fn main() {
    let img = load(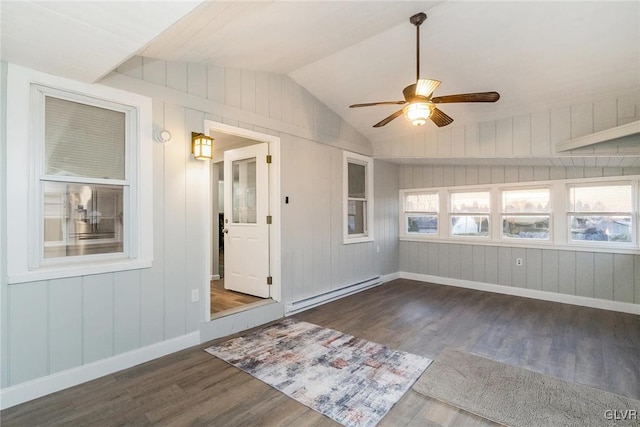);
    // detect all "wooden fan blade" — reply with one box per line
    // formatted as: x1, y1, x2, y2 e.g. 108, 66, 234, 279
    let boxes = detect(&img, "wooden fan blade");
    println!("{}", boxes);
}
373, 109, 404, 127
415, 79, 441, 97
431, 92, 500, 104
349, 101, 406, 108
430, 107, 454, 127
